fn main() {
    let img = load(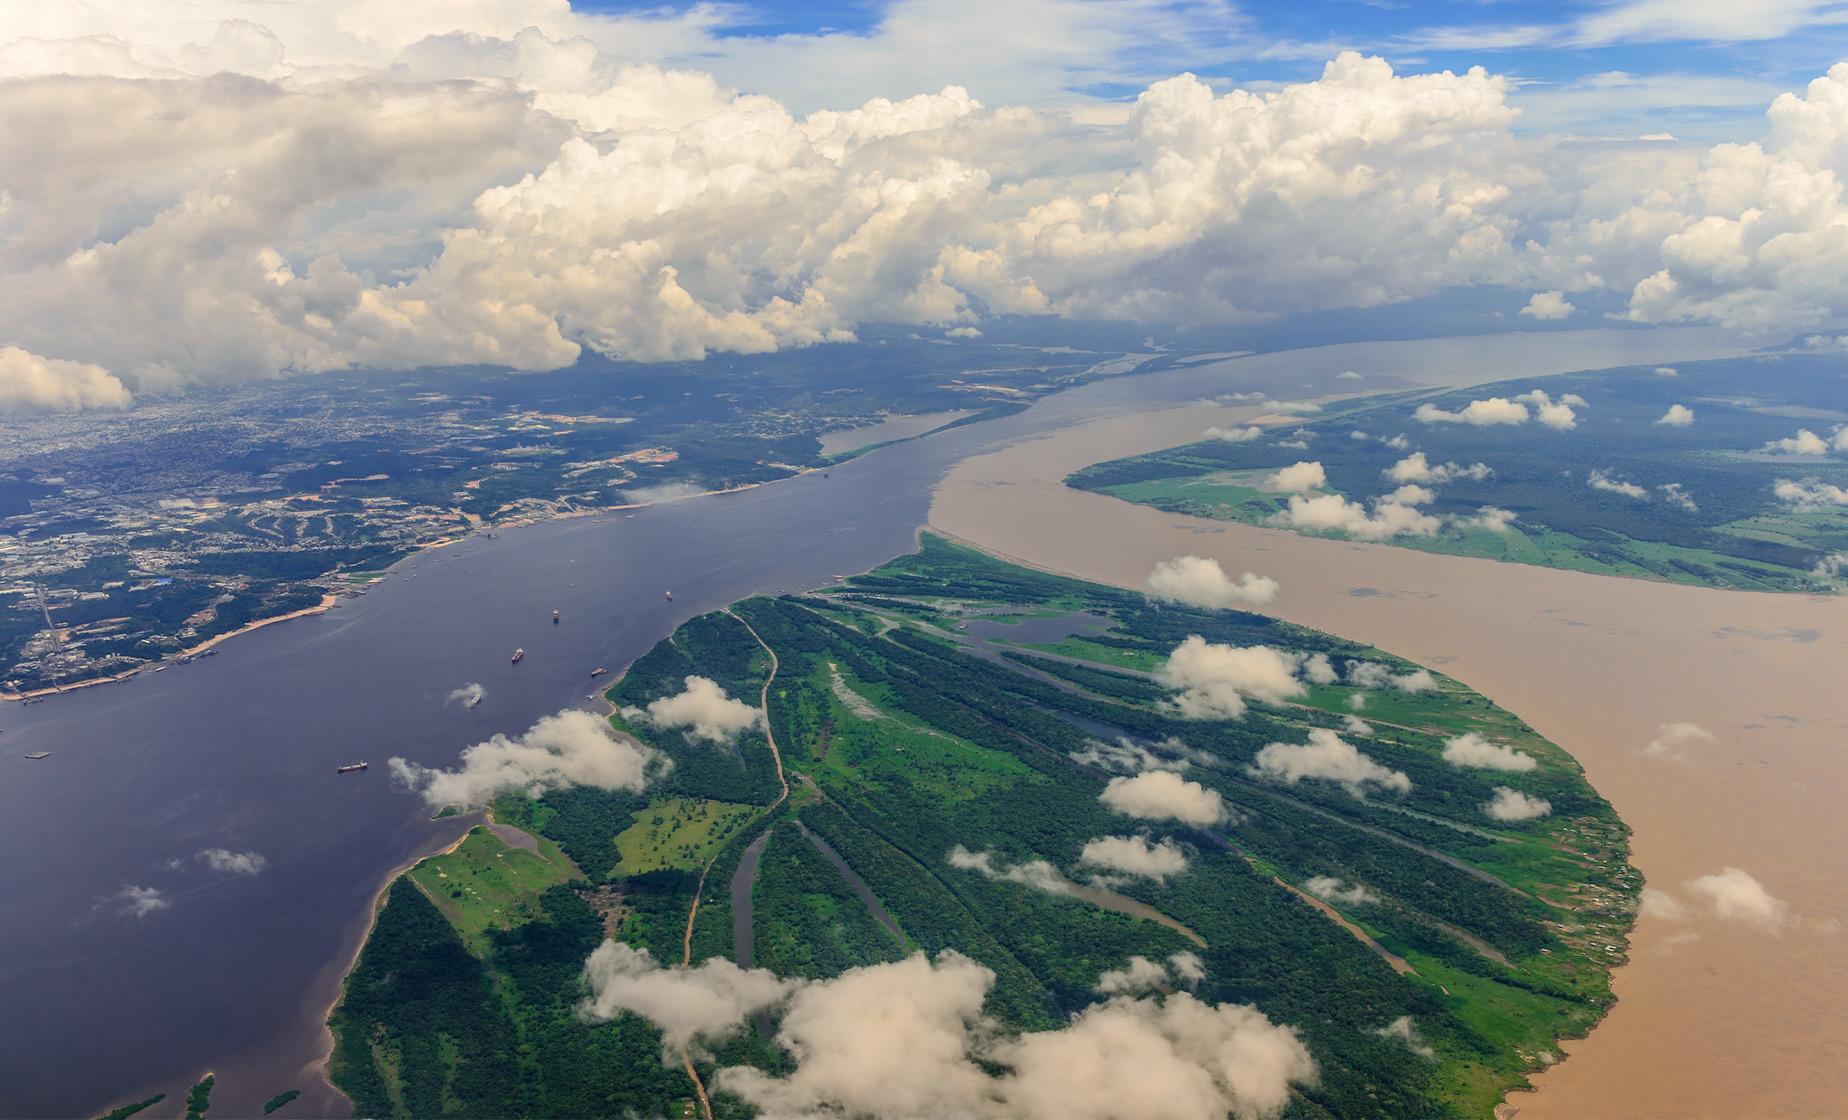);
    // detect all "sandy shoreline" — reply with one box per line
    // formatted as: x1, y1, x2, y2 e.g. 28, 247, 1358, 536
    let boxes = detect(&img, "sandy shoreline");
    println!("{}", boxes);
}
929, 398, 1848, 1117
